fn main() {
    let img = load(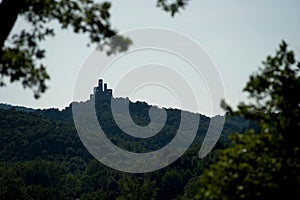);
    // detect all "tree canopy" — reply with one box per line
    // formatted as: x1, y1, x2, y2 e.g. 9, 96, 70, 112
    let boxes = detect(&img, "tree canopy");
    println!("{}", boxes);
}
0, 97, 243, 199
183, 41, 300, 199
0, 0, 189, 98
